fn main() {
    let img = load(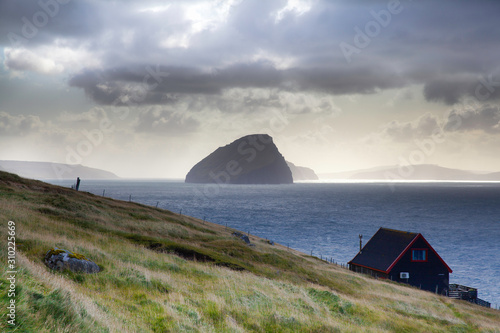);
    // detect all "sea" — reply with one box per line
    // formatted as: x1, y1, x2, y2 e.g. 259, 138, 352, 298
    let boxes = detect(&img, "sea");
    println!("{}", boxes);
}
48, 179, 500, 307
